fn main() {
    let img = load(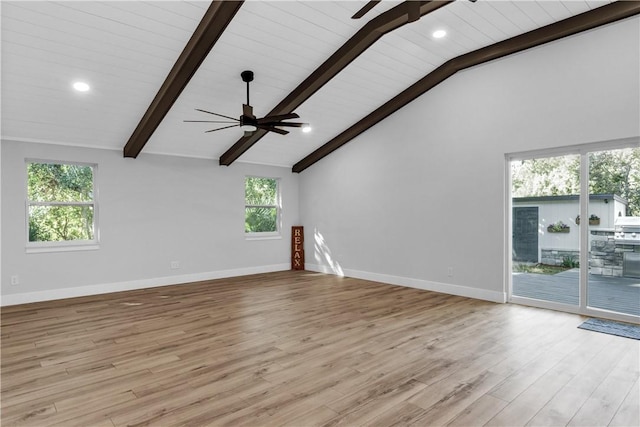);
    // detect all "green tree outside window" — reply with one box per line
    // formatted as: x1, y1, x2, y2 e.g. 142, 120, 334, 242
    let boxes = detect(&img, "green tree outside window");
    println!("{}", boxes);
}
512, 147, 639, 216
245, 177, 279, 233
27, 162, 96, 243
